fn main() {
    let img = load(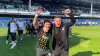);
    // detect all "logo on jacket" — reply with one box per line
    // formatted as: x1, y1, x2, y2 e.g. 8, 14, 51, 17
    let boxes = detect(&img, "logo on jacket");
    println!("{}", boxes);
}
62, 26, 65, 30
